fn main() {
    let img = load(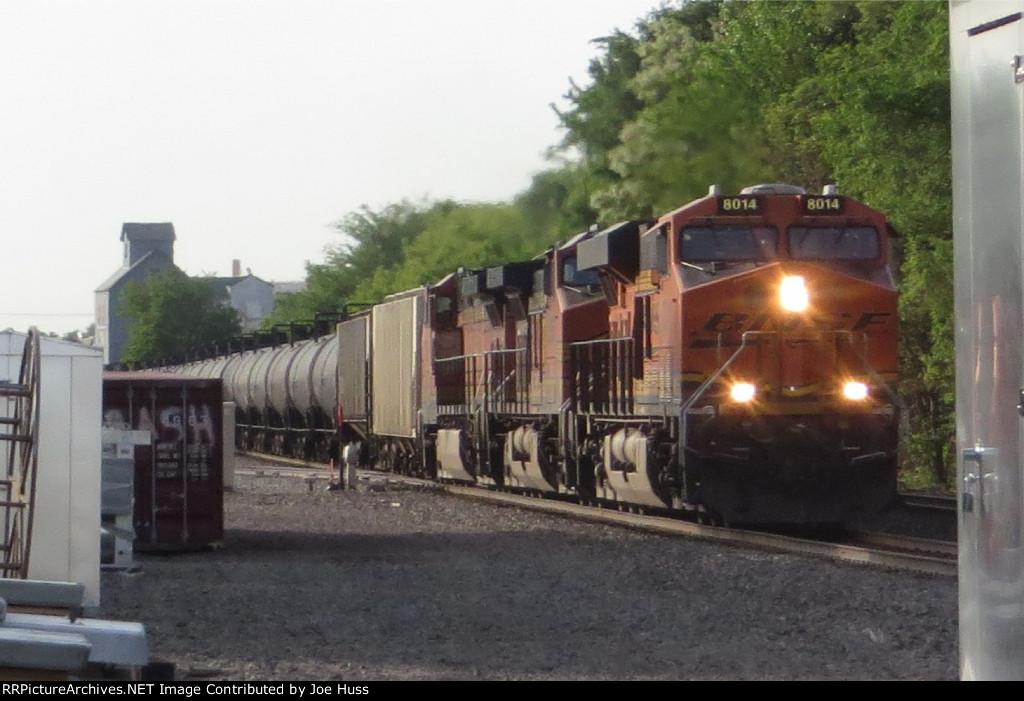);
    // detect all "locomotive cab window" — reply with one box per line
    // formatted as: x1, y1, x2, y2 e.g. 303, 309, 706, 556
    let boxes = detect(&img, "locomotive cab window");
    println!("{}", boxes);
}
431, 295, 455, 325
561, 255, 601, 290
788, 226, 879, 260
679, 225, 778, 262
